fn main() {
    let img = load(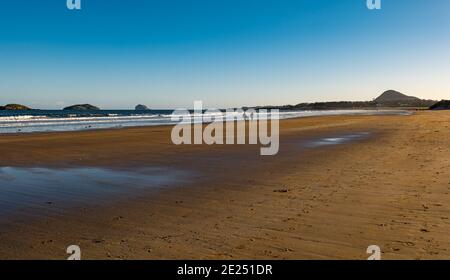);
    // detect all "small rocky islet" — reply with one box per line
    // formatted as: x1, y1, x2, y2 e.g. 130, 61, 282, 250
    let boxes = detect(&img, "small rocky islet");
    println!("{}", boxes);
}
63, 104, 101, 111
135, 104, 150, 111
0, 104, 32, 110
0, 103, 152, 111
